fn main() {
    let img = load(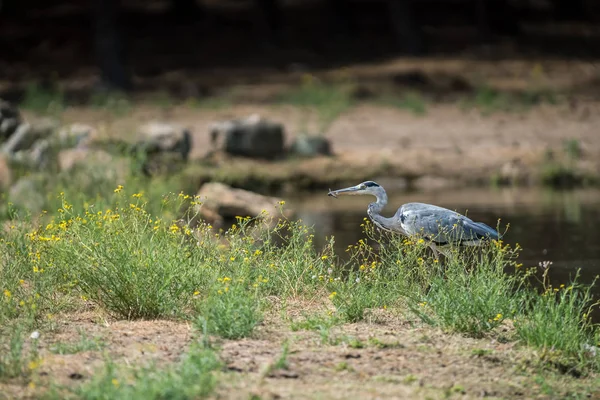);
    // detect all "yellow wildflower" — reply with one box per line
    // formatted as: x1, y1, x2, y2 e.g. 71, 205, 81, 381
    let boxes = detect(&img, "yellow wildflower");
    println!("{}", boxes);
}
329, 292, 337, 300
3, 289, 11, 298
